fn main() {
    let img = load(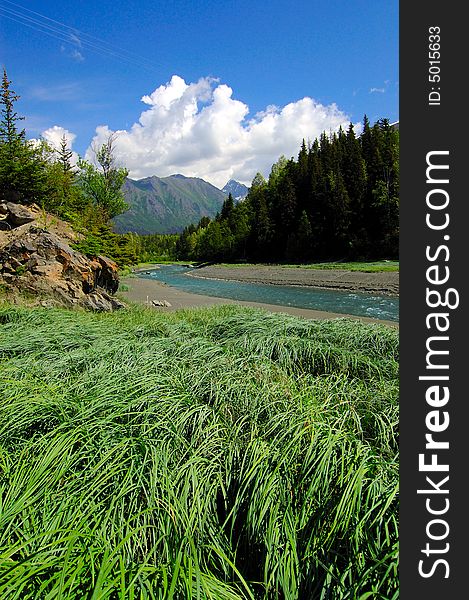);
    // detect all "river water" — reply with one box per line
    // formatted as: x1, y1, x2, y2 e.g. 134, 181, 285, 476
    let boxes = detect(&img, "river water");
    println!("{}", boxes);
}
138, 264, 399, 322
